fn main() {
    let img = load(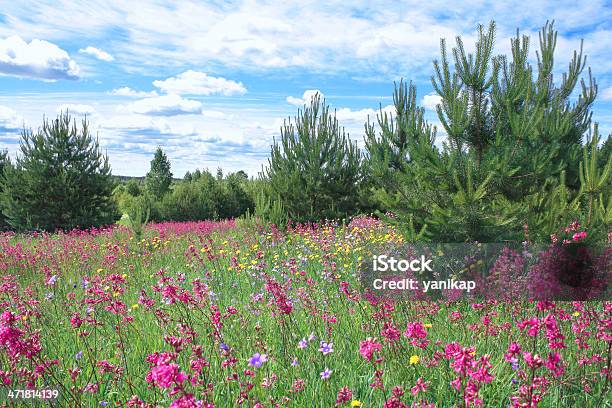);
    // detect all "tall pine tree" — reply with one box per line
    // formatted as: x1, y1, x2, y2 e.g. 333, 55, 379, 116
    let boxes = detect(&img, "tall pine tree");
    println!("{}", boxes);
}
0, 113, 116, 231
366, 21, 601, 242
266, 93, 362, 221
0, 149, 11, 229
